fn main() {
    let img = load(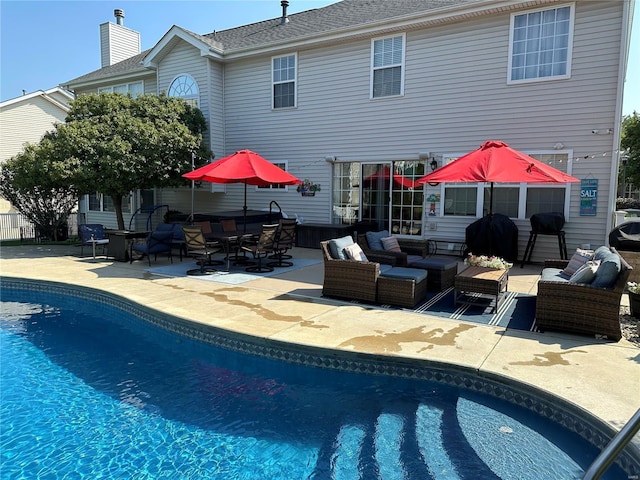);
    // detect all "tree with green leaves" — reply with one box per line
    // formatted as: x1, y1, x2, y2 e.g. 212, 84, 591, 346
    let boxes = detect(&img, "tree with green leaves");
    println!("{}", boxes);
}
621, 112, 640, 196
56, 92, 212, 229
0, 138, 79, 241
